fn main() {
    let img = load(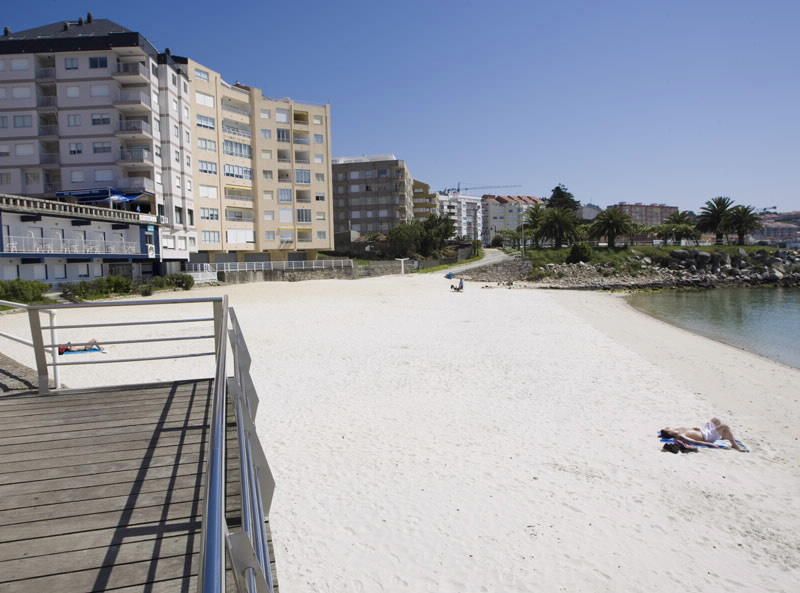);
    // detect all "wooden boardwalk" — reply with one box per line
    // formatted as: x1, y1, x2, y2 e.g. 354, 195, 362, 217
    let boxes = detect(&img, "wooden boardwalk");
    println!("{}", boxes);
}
0, 379, 277, 593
